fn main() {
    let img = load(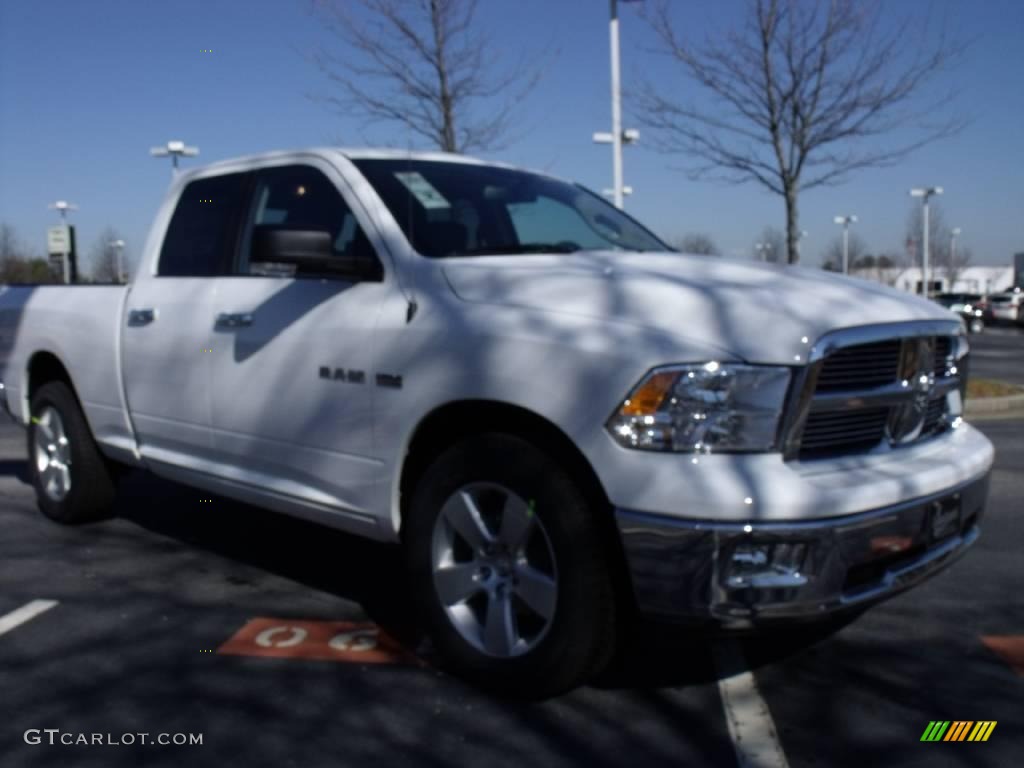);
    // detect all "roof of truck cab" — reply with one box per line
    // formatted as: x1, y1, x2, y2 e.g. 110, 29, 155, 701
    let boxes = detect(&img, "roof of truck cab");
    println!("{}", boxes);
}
175, 147, 564, 185
337, 147, 509, 165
